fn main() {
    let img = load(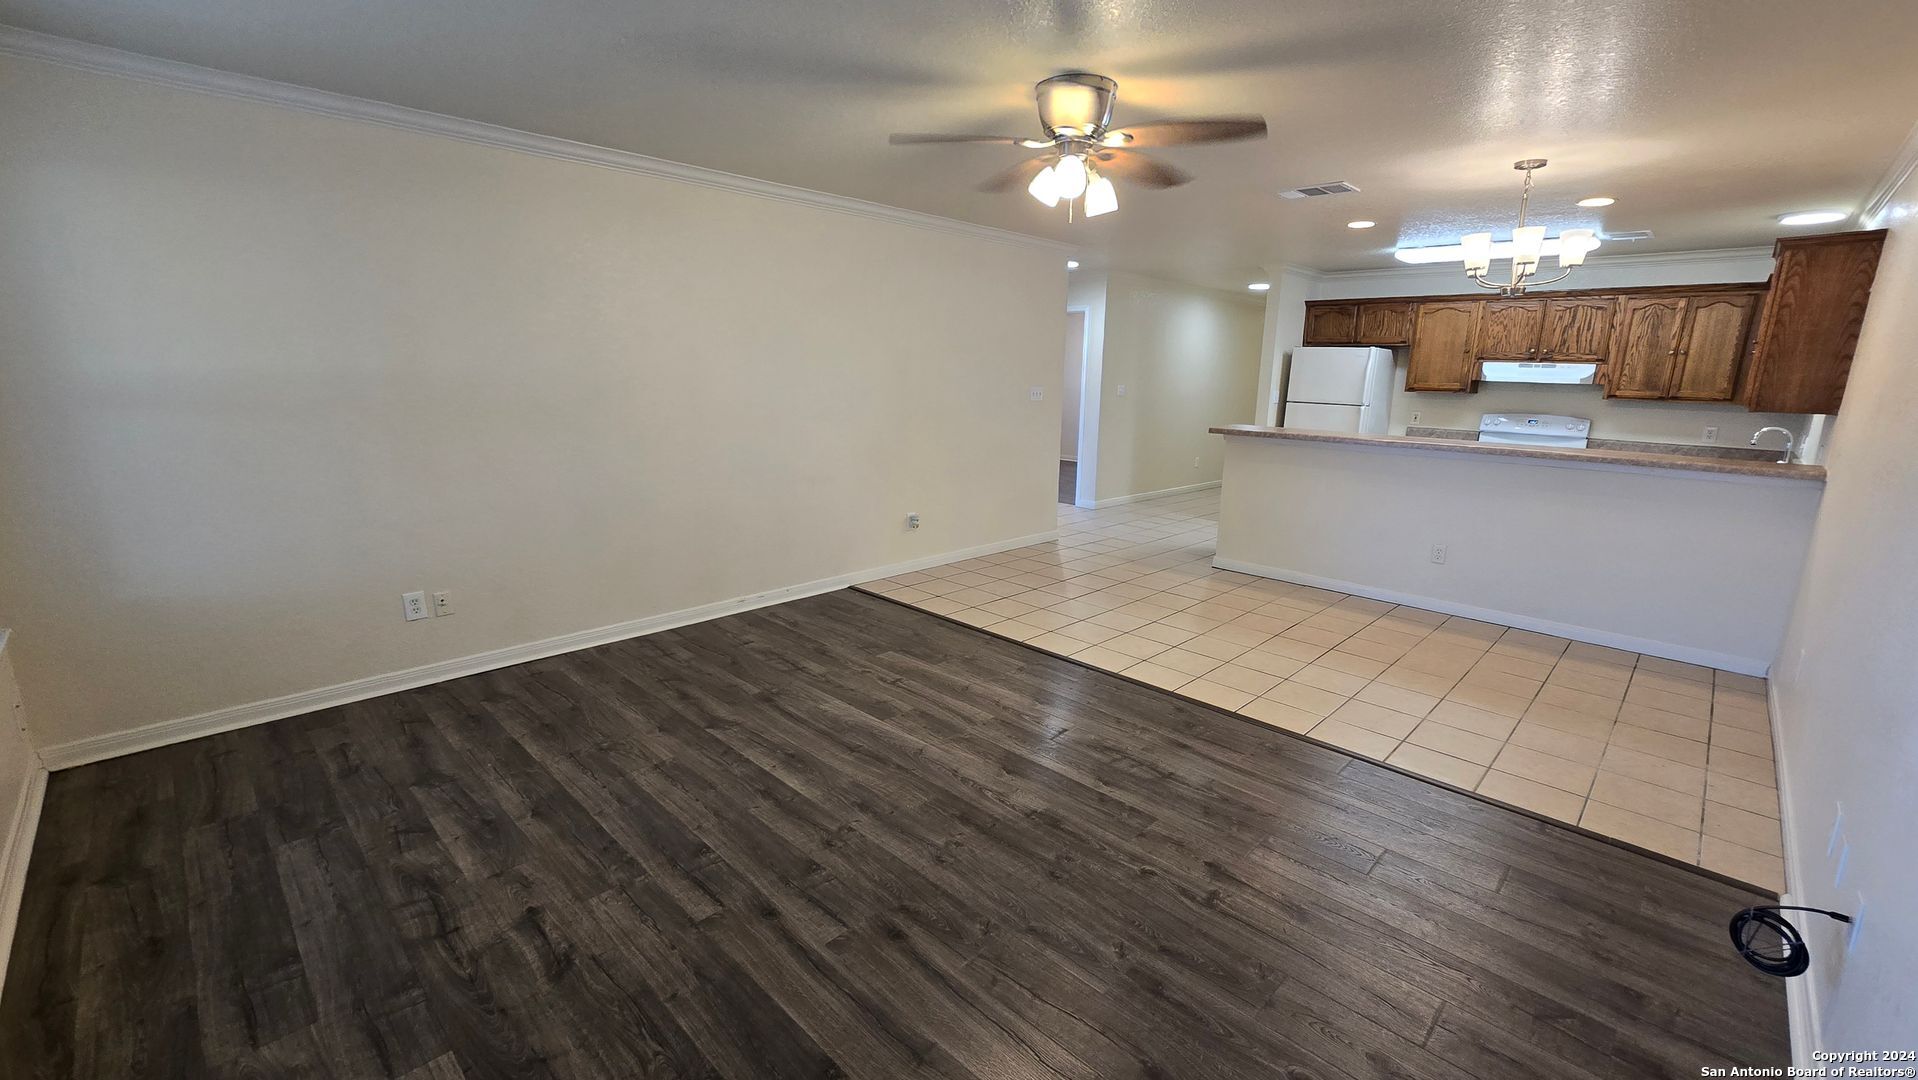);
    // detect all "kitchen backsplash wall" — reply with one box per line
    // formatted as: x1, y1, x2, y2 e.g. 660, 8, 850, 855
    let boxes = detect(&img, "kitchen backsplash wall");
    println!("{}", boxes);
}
1380, 357, 1813, 447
